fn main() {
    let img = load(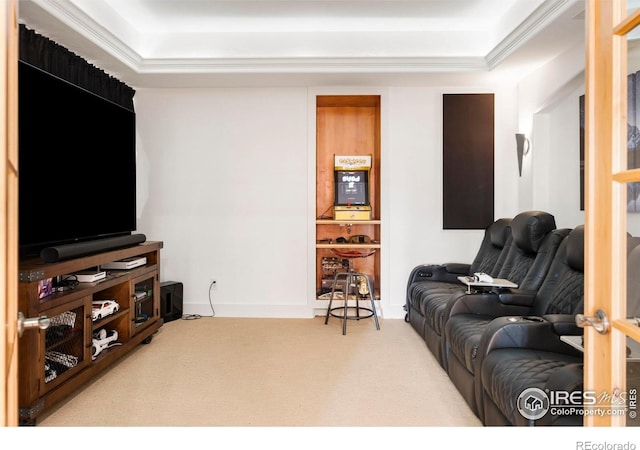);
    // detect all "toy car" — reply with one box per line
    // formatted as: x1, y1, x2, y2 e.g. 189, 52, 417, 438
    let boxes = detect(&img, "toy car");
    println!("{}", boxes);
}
91, 299, 119, 321
91, 329, 120, 360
